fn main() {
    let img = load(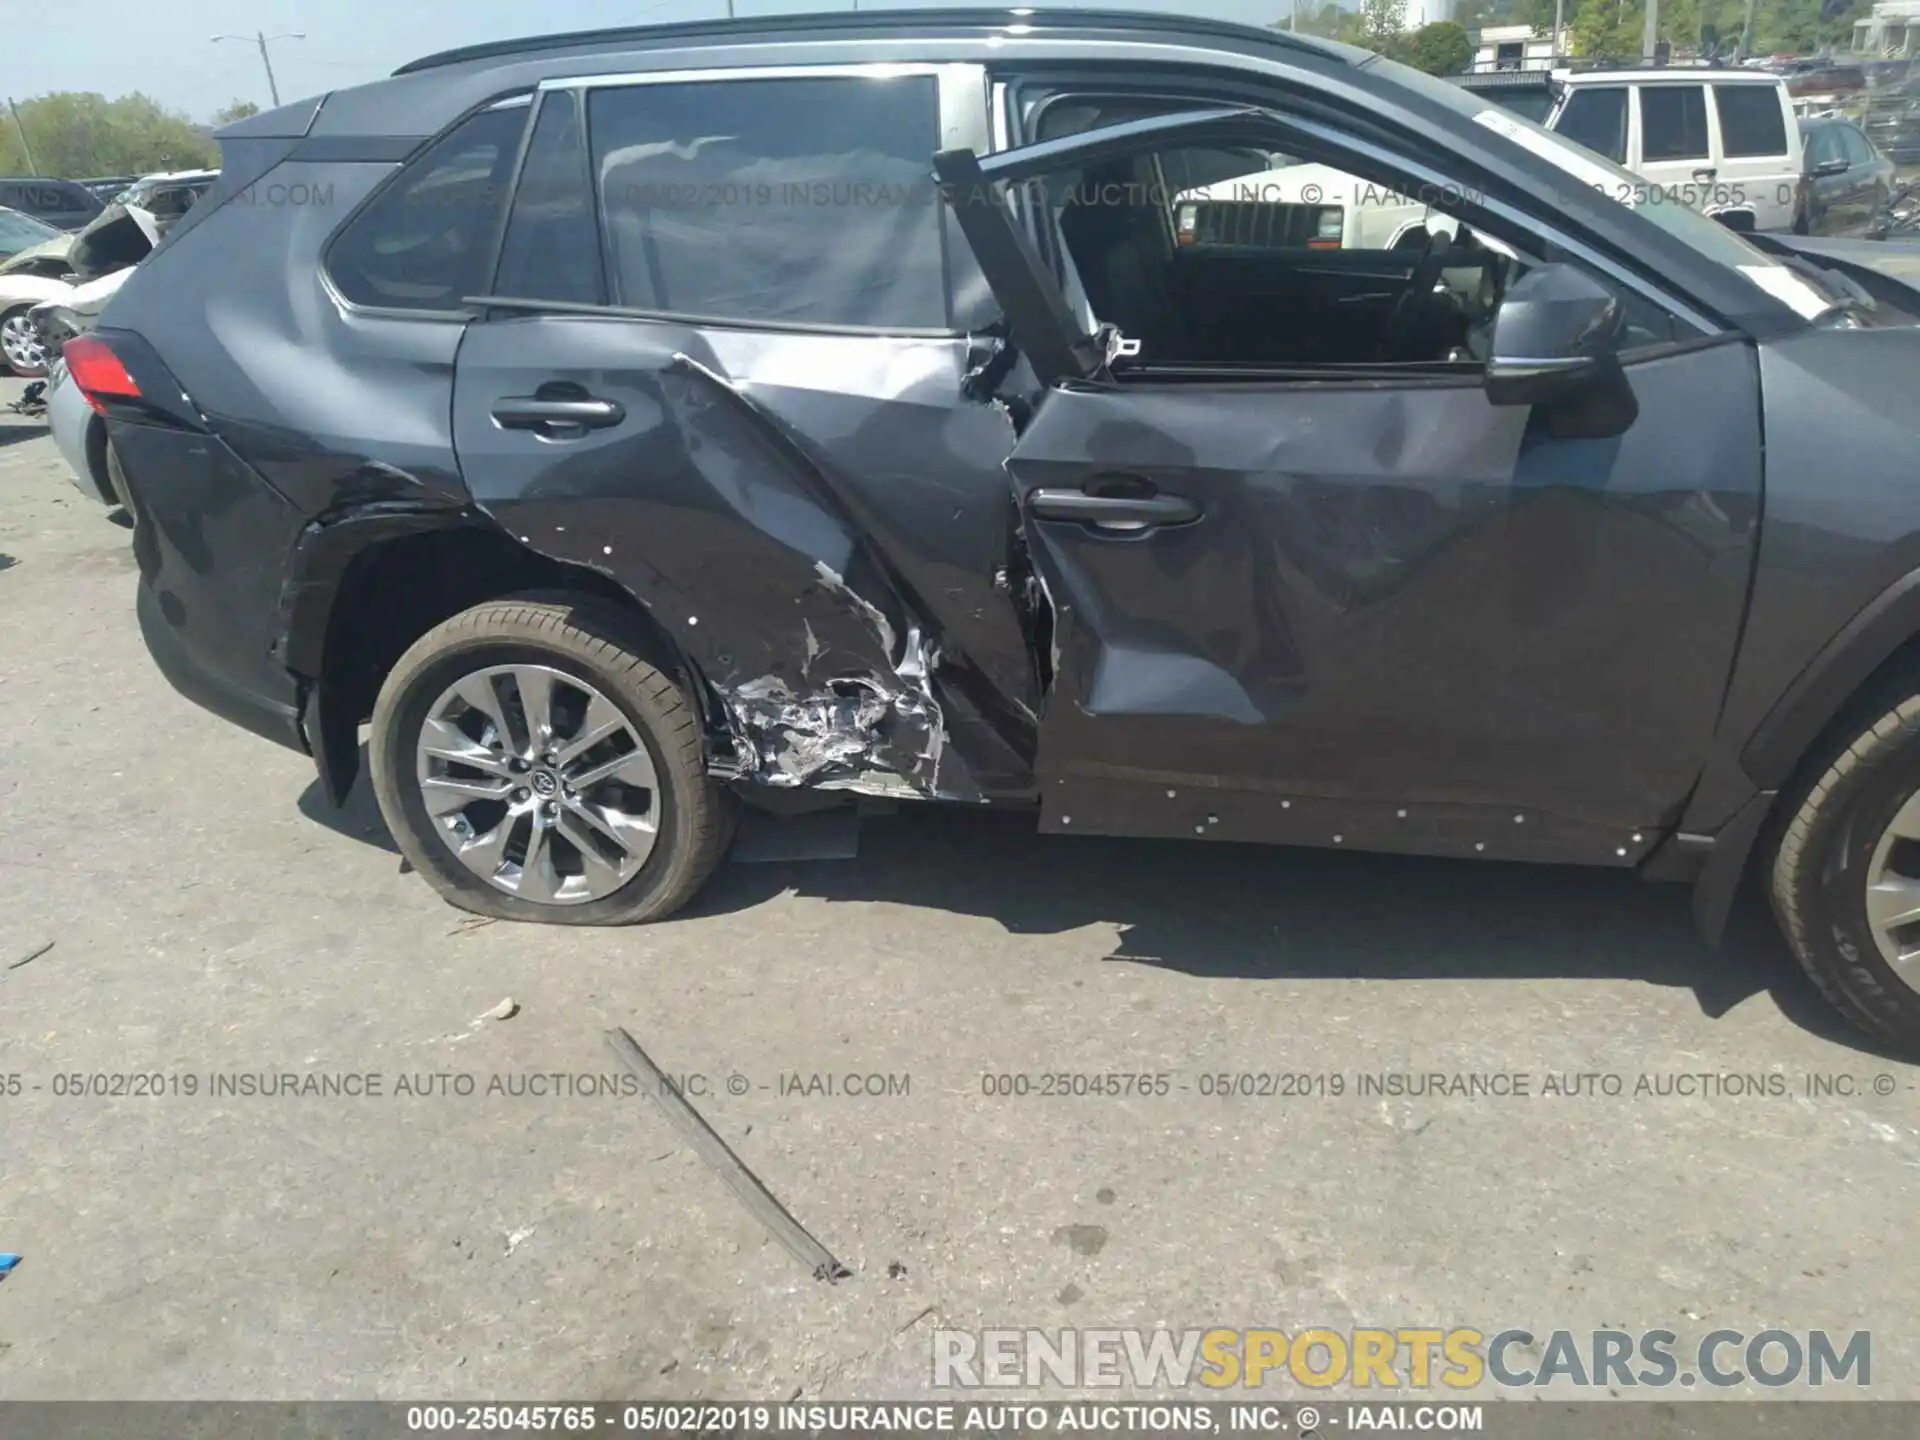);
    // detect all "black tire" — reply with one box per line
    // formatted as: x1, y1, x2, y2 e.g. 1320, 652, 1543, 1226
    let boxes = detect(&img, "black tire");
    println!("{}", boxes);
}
369, 594, 734, 925
1770, 688, 1920, 1054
